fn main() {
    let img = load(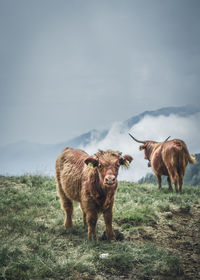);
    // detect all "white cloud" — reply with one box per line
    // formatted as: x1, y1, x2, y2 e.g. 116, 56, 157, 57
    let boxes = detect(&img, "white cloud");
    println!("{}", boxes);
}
80, 113, 200, 182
